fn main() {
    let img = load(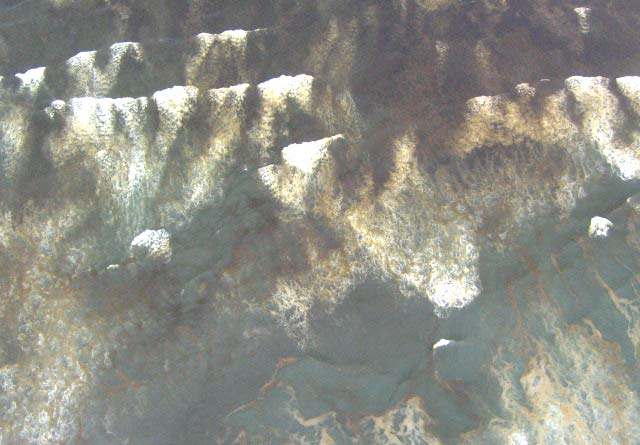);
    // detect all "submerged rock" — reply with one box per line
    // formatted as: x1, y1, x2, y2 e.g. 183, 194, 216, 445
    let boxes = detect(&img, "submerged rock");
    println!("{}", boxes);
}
588, 216, 613, 238
130, 229, 172, 265
1, 0, 640, 443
